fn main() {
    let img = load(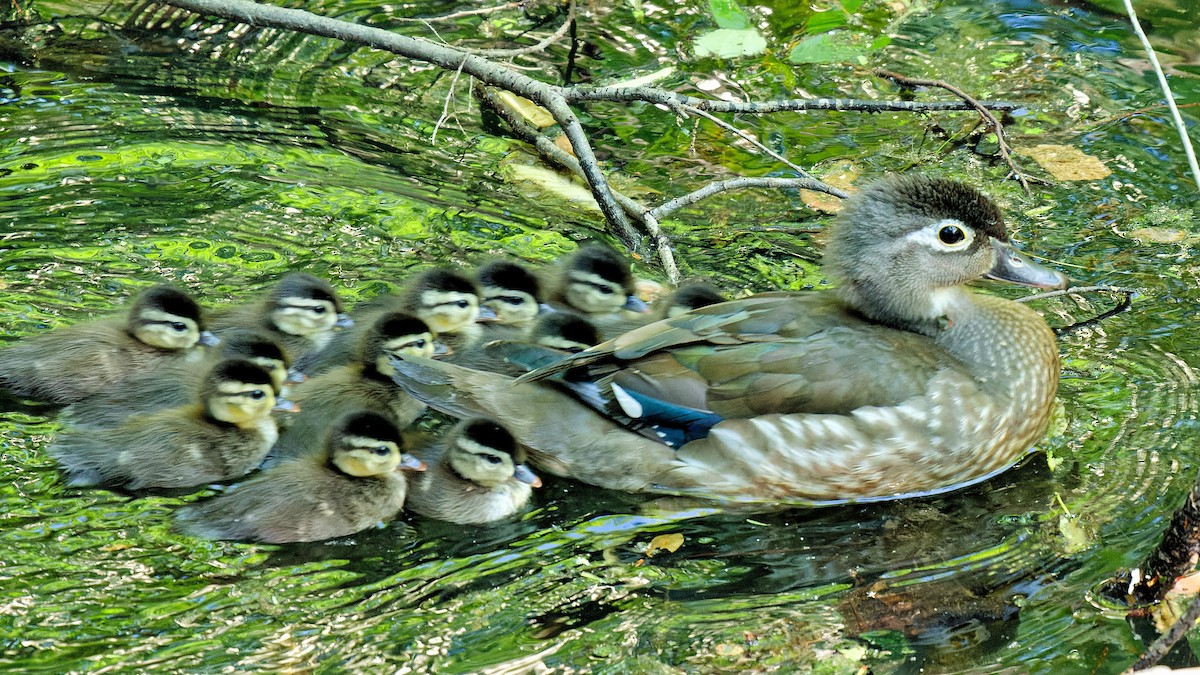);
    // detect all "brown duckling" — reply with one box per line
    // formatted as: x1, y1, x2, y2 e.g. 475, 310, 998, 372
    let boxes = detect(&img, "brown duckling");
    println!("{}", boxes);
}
0, 285, 217, 404
175, 411, 425, 543
296, 268, 480, 375
462, 311, 602, 377
593, 282, 728, 340
475, 260, 543, 328
208, 272, 352, 361
49, 359, 283, 490
405, 417, 540, 525
61, 329, 294, 429
271, 312, 436, 461
545, 244, 648, 318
